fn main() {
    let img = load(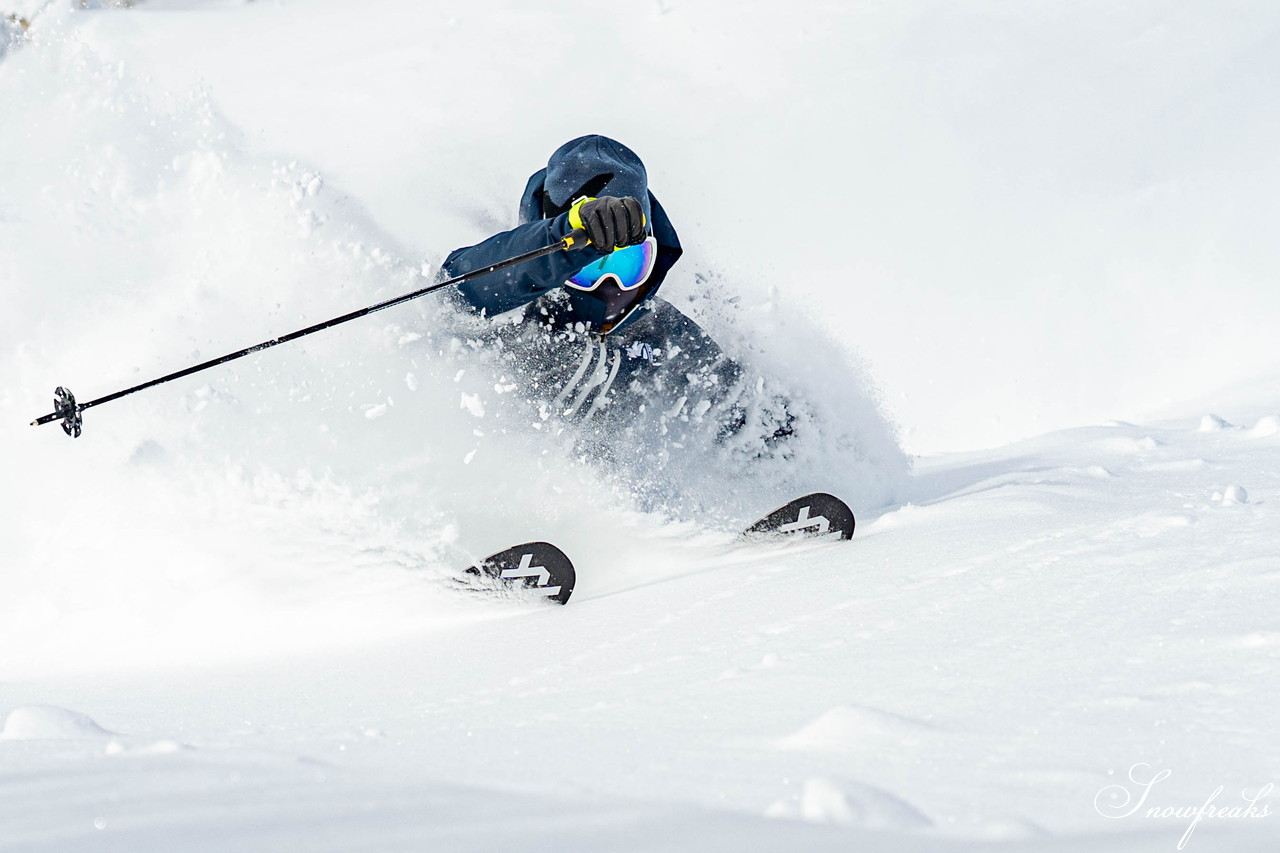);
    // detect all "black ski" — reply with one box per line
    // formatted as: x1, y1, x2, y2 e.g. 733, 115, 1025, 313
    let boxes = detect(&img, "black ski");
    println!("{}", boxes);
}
458, 494, 849, 608
743, 492, 855, 541
464, 541, 576, 605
